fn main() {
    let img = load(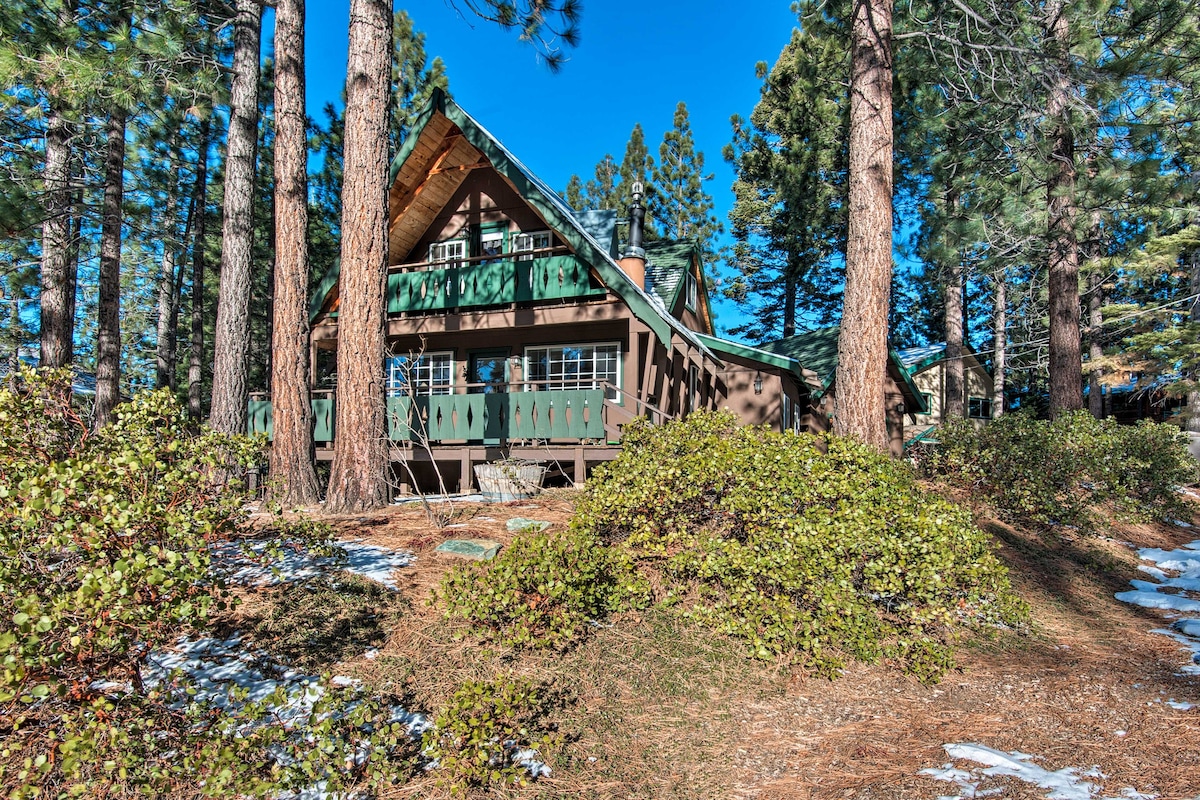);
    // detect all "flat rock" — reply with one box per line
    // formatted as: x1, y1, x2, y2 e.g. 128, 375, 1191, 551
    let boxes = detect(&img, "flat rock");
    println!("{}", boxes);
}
434, 538, 502, 560
506, 518, 552, 533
